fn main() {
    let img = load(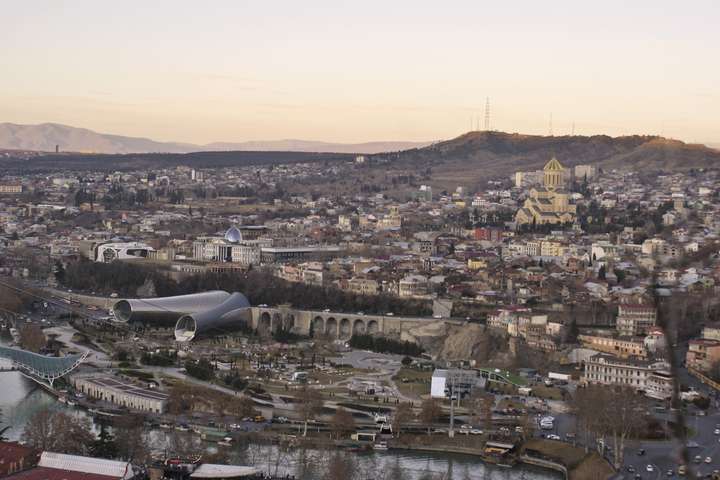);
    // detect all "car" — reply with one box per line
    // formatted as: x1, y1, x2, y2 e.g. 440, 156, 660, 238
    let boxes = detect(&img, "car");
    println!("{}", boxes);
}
626, 466, 636, 473
638, 449, 646, 456
705, 457, 712, 464
714, 429, 720, 435
275, 416, 289, 423
695, 455, 702, 464
666, 469, 673, 476
470, 429, 483, 435
547, 434, 561, 440
647, 464, 654, 472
